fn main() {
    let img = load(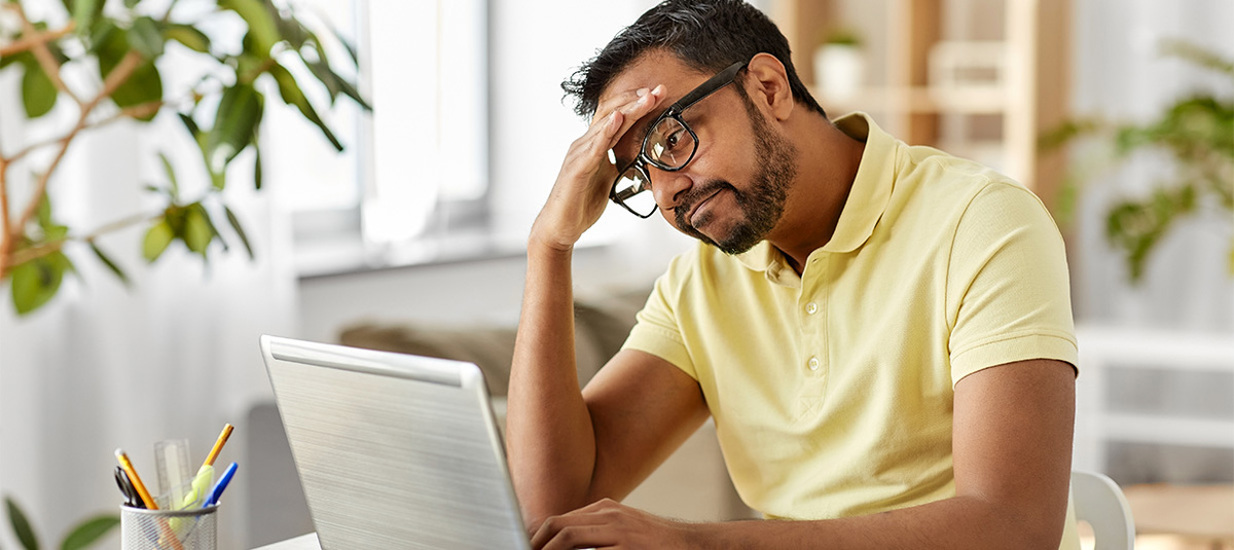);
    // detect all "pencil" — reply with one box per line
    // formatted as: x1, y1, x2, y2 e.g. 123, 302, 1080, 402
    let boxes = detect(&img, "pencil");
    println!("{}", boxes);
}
114, 448, 158, 510
202, 423, 234, 467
